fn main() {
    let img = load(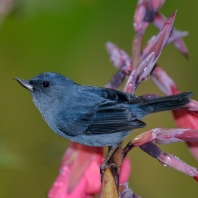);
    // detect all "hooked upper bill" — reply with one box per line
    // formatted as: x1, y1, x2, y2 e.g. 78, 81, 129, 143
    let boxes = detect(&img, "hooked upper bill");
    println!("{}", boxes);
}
14, 78, 34, 91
